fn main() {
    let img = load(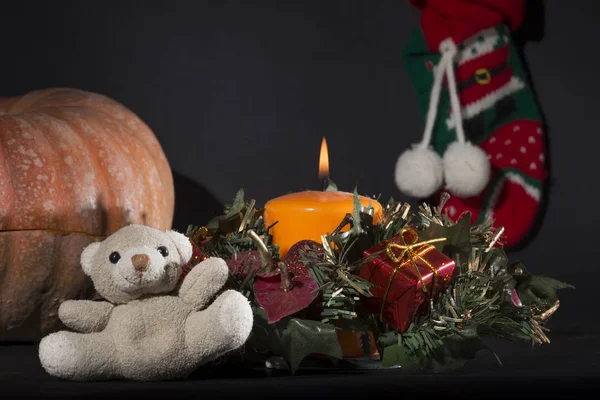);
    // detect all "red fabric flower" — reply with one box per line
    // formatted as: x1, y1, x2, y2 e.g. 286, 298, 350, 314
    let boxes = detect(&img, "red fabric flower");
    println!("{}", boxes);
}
253, 270, 319, 324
